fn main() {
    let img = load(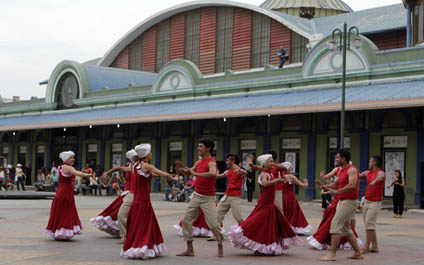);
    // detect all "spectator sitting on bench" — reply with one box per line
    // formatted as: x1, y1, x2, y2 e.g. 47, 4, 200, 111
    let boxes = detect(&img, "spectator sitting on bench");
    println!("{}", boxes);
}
43, 172, 55, 191
34, 169, 46, 191
171, 175, 185, 202
178, 175, 194, 202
